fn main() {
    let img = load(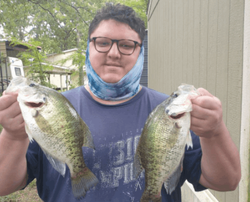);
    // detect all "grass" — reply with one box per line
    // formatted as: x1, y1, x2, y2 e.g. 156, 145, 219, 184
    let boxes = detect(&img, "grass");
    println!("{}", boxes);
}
0, 180, 42, 202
